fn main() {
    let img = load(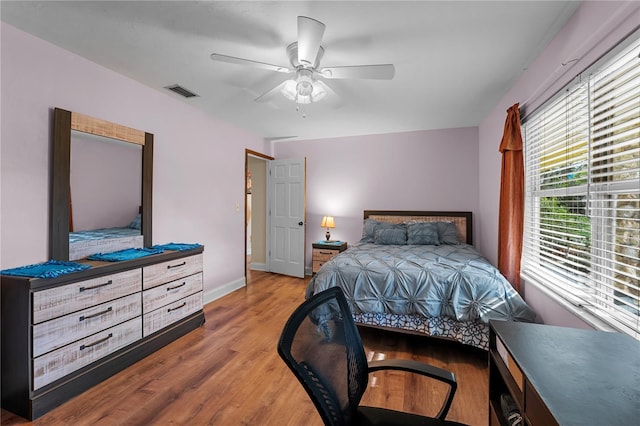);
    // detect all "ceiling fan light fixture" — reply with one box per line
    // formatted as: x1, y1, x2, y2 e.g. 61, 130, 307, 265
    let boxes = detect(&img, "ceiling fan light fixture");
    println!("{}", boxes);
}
310, 83, 327, 102
281, 70, 327, 104
281, 79, 298, 101
296, 69, 314, 96
297, 79, 313, 97
281, 80, 298, 101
